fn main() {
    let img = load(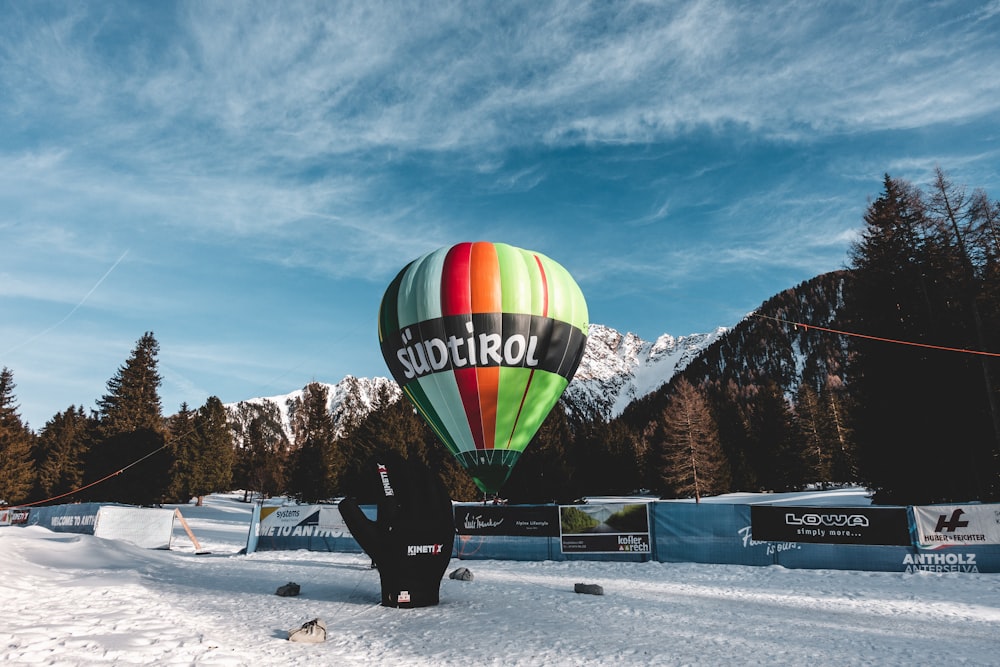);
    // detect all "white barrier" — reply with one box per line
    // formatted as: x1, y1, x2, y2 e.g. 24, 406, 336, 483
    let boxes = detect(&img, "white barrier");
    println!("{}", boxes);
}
94, 506, 176, 549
